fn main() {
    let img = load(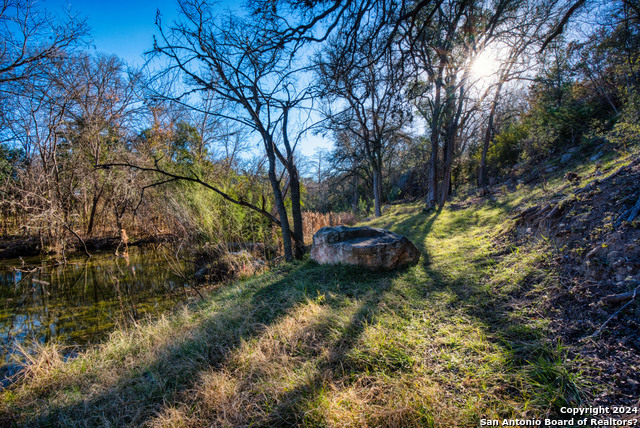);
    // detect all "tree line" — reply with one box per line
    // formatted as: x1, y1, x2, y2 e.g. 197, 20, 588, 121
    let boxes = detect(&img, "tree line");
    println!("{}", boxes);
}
1, 0, 638, 261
